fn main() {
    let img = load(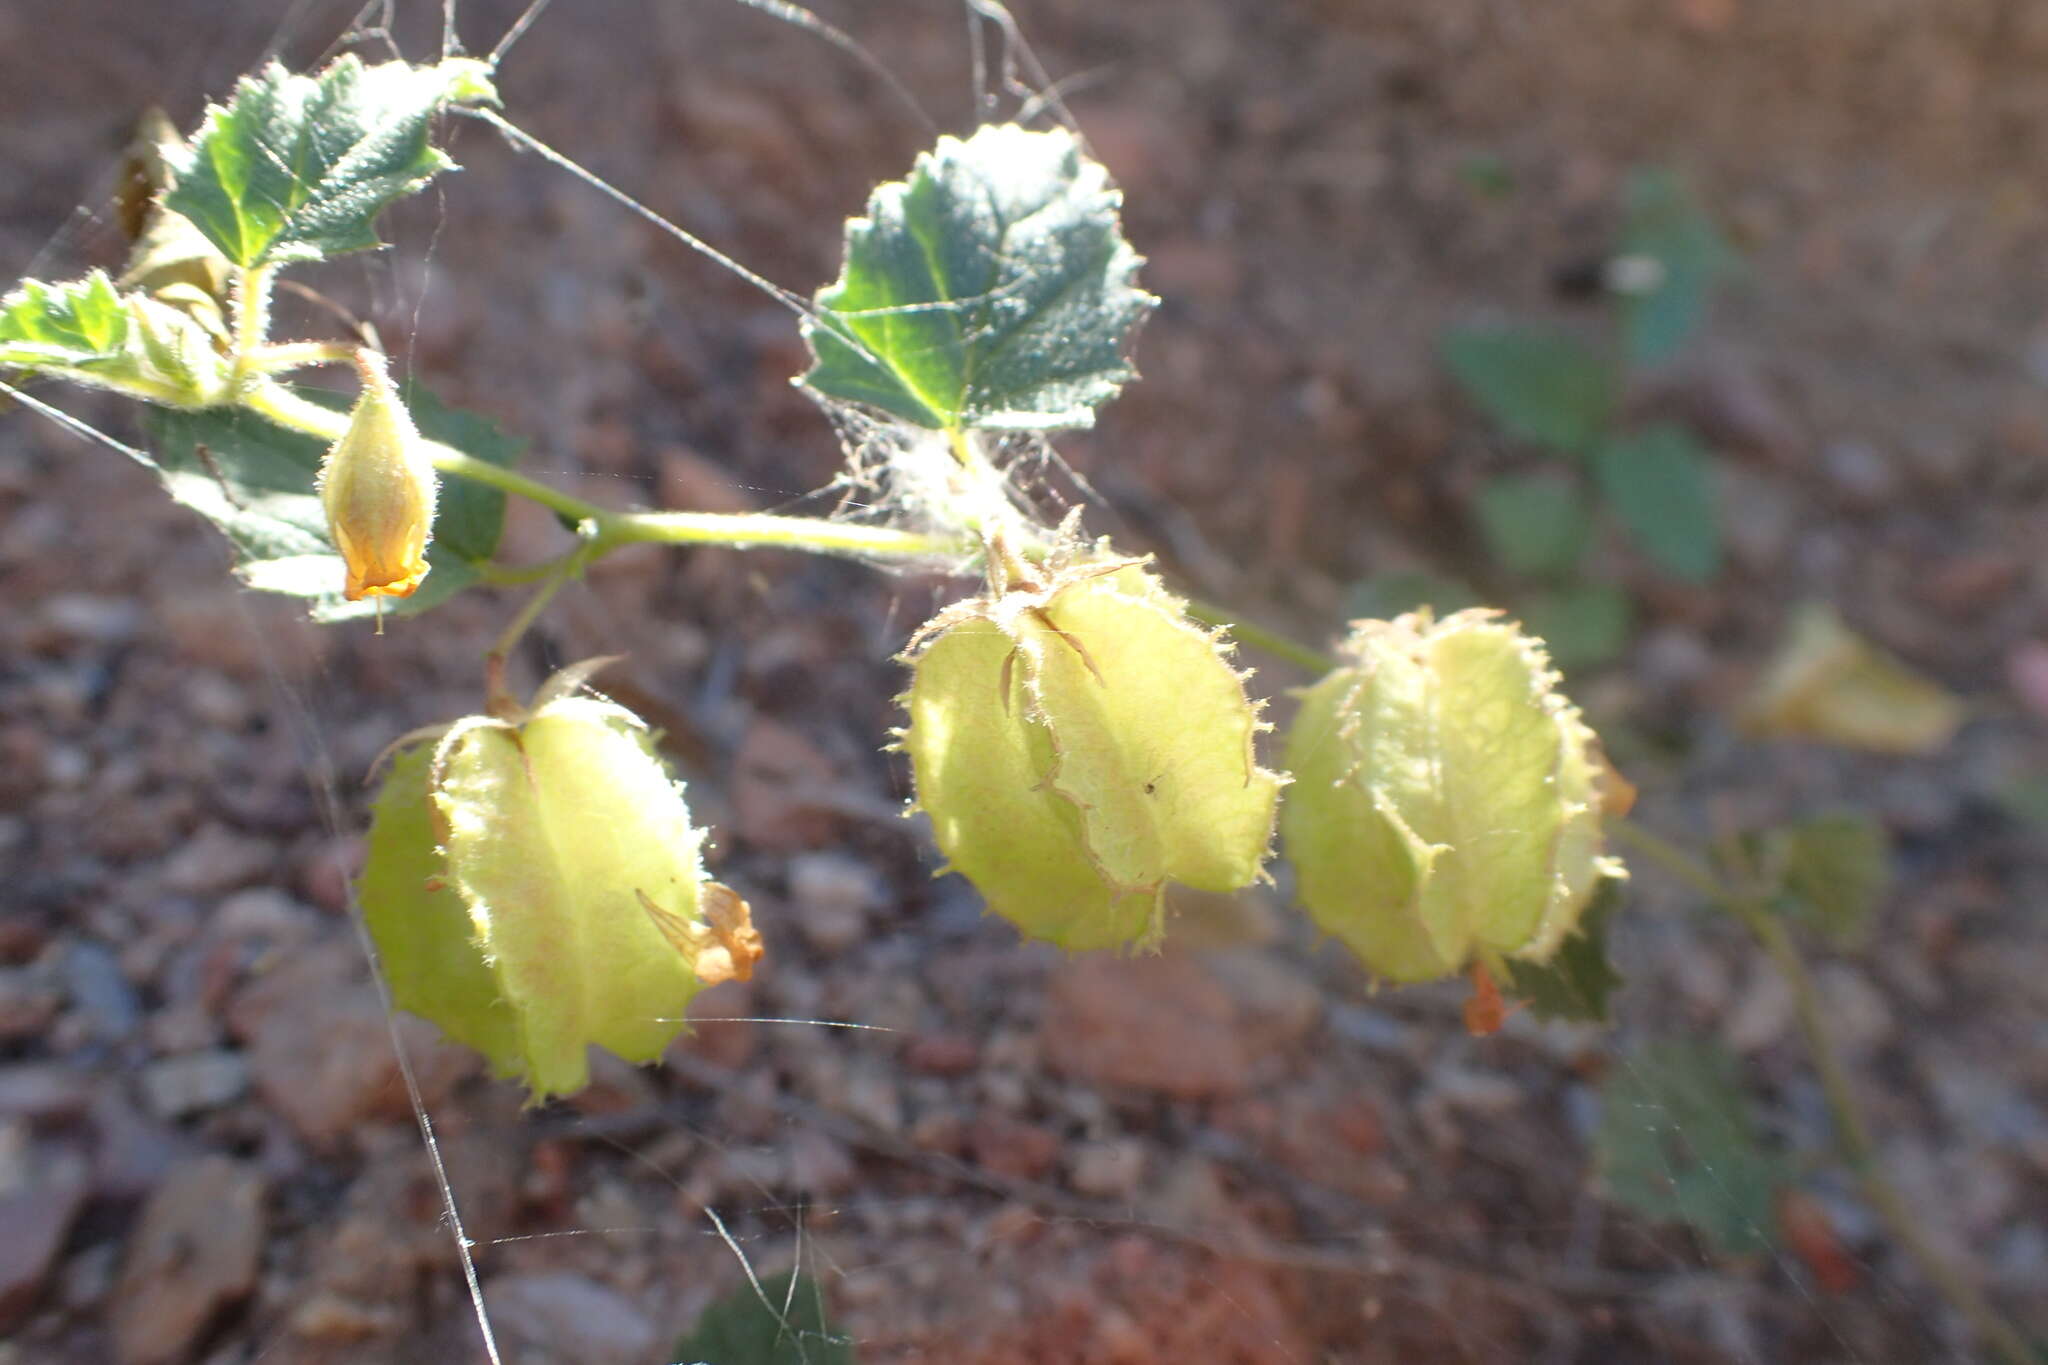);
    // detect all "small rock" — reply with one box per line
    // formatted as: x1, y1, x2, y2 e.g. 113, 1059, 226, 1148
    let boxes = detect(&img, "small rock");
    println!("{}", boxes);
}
787, 850, 883, 954
969, 1114, 1060, 1182
227, 944, 476, 1147
41, 592, 142, 645
1811, 964, 1893, 1055
63, 941, 140, 1043
904, 1034, 979, 1077
157, 824, 275, 897
486, 1272, 656, 1365
730, 721, 842, 851
111, 1156, 265, 1365
0, 1065, 92, 1122
1722, 958, 1795, 1053
139, 1050, 249, 1120
1067, 1138, 1147, 1200
1820, 438, 1897, 509
1040, 954, 1250, 1099
0, 1127, 90, 1331
211, 888, 318, 943
1199, 949, 1323, 1050
786, 1129, 857, 1196
0, 966, 61, 1042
